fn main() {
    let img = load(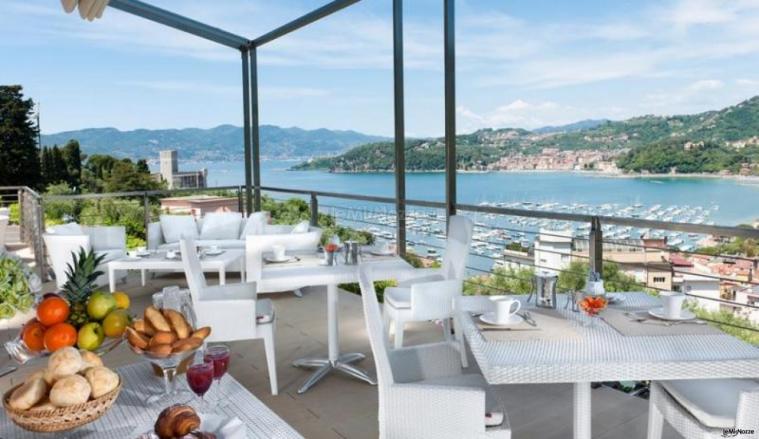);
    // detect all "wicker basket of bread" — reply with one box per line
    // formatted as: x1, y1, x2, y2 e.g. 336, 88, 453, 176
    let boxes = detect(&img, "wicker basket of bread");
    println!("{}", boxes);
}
3, 347, 122, 432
